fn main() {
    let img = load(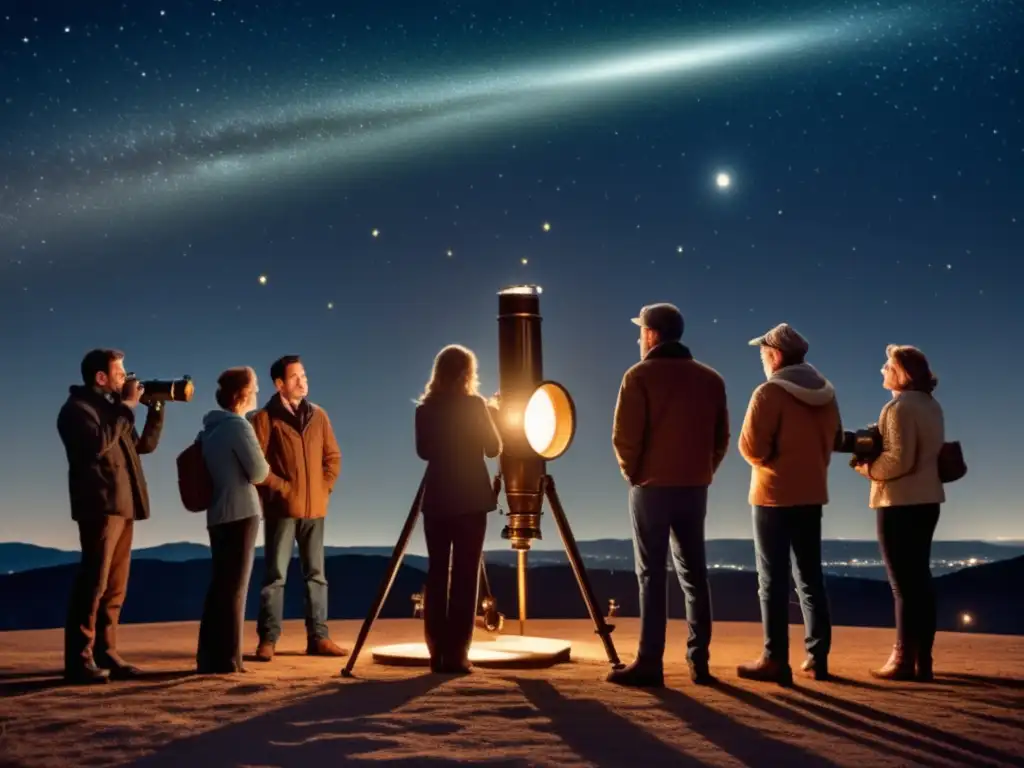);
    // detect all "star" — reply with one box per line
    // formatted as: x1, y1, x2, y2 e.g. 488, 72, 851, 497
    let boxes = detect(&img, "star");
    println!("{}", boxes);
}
257, 274, 268, 285
446, 249, 453, 257
676, 245, 683, 253
715, 172, 731, 189
521, 257, 529, 265
371, 228, 380, 238
327, 302, 334, 310
542, 222, 552, 232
